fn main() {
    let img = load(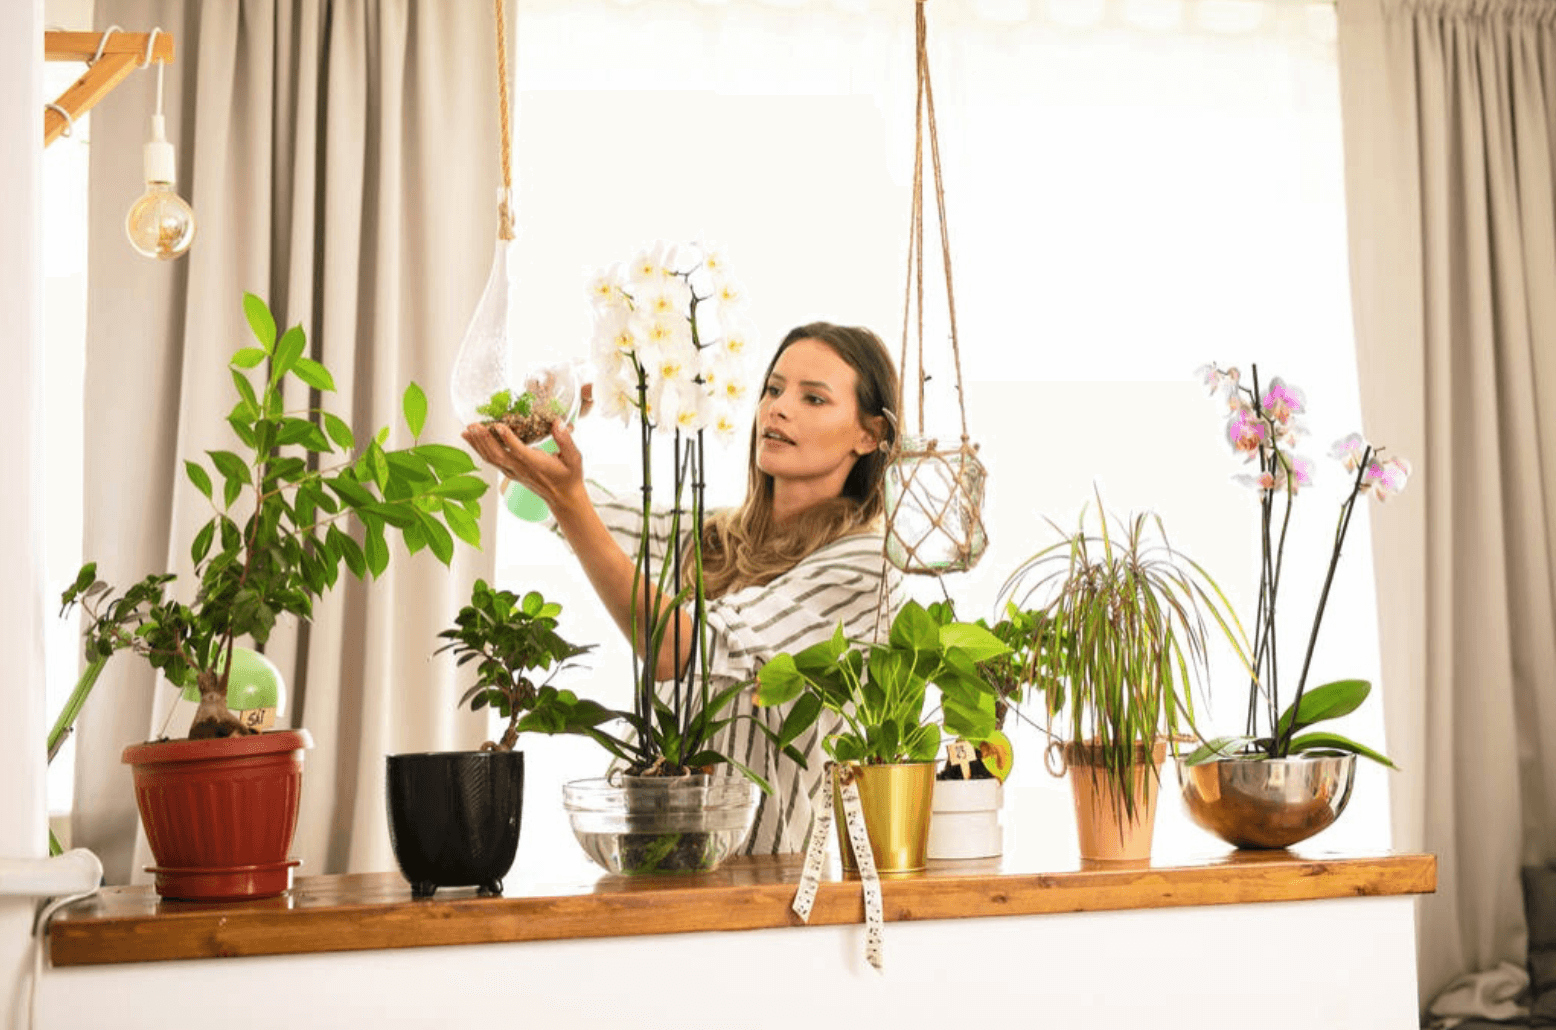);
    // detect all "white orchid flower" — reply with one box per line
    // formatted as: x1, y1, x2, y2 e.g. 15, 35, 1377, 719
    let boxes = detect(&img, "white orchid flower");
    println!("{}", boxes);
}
711, 403, 742, 444
712, 275, 748, 316
585, 262, 630, 313
598, 380, 639, 427
627, 240, 683, 288
659, 381, 713, 435
717, 314, 758, 362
